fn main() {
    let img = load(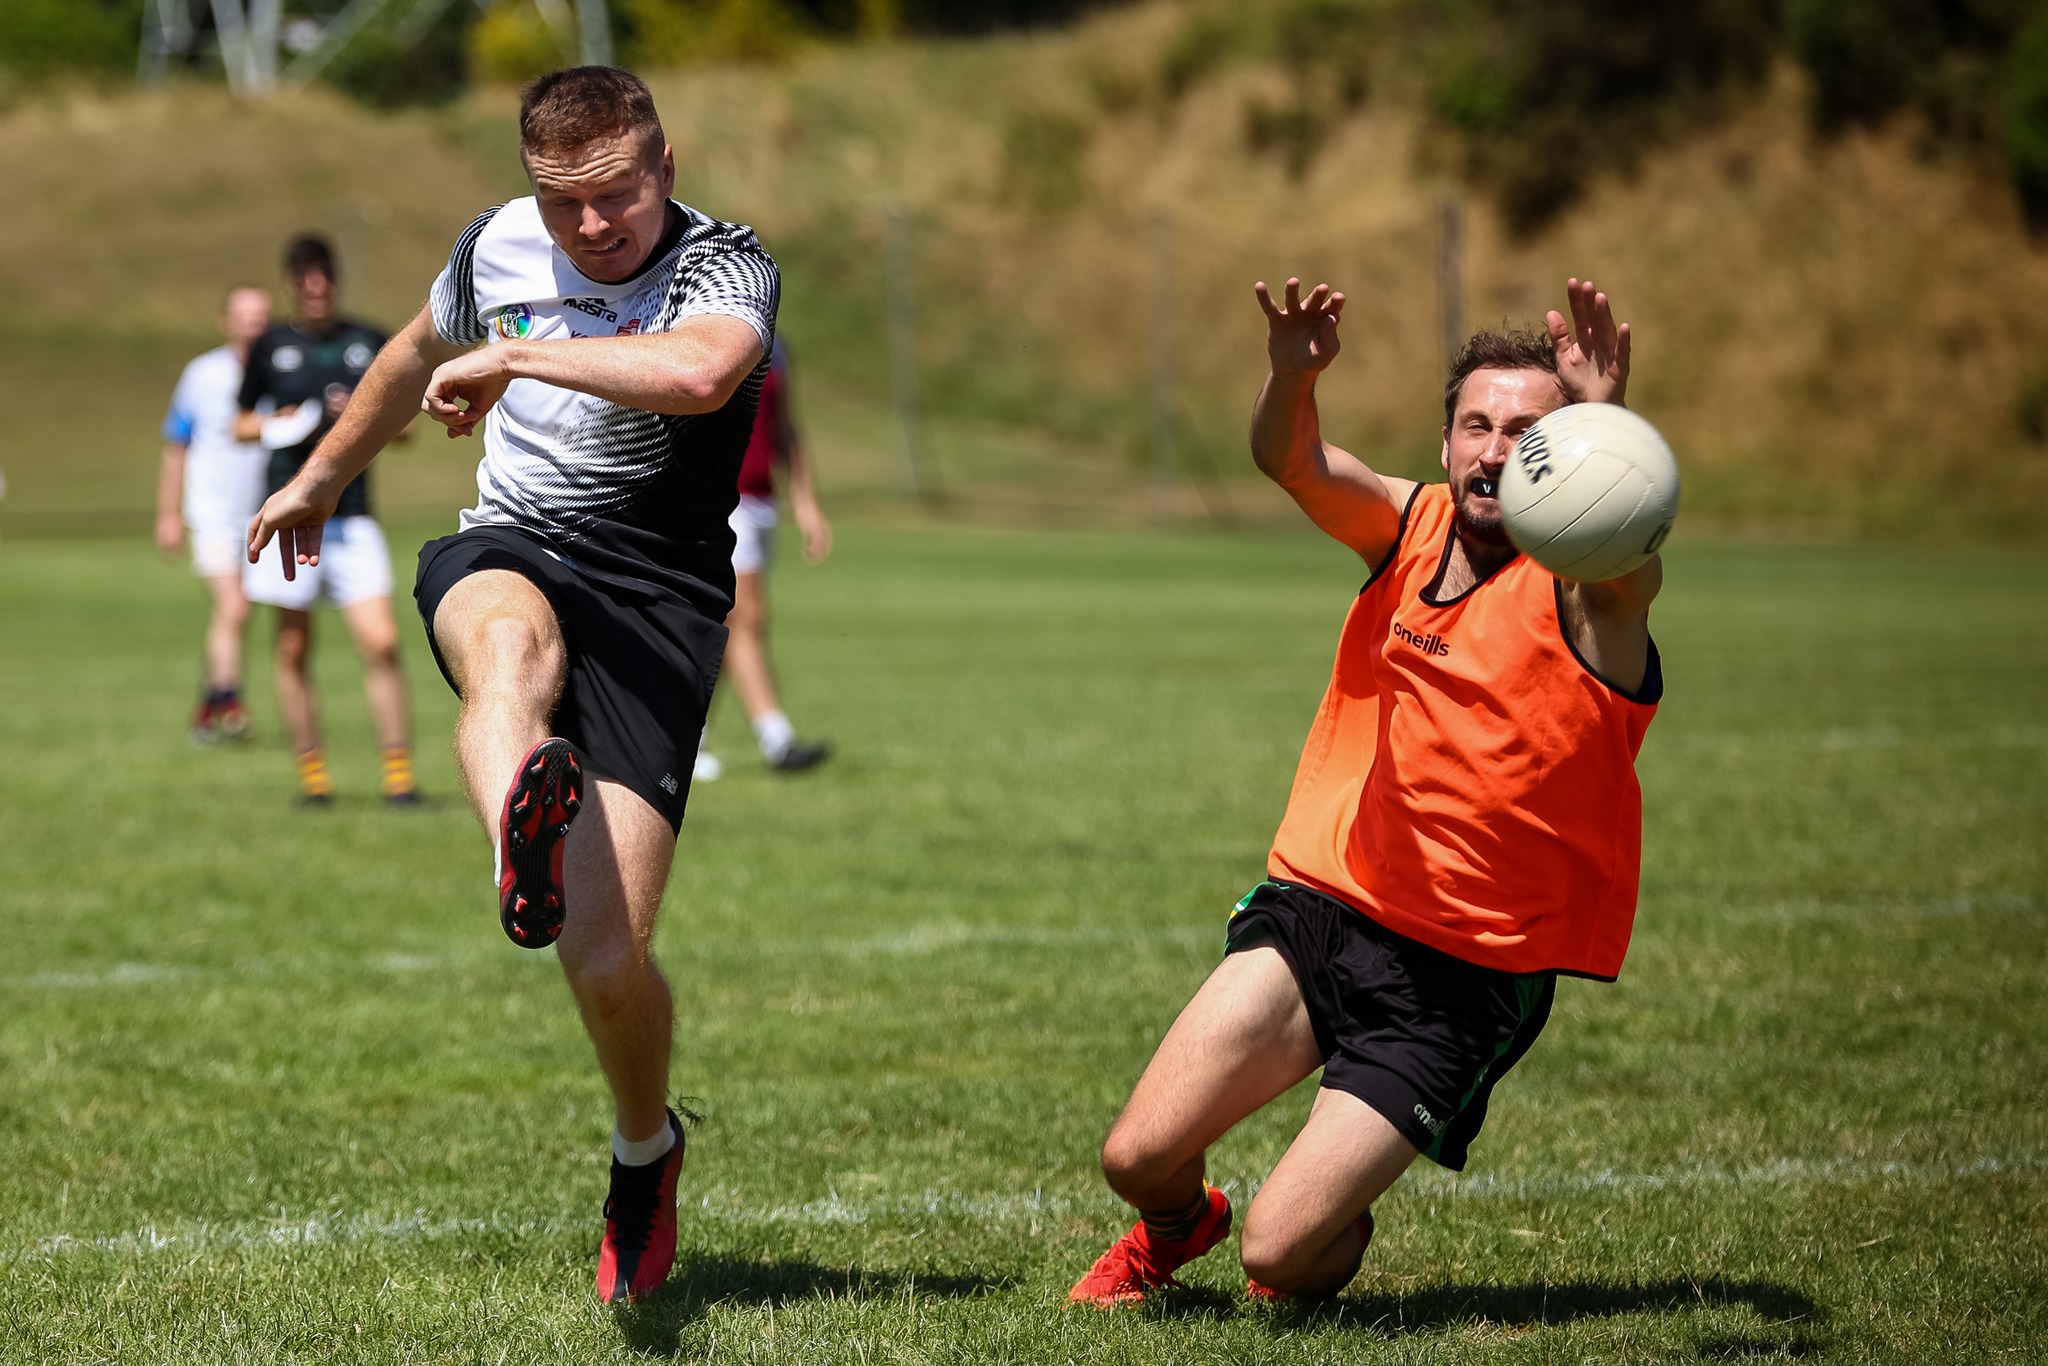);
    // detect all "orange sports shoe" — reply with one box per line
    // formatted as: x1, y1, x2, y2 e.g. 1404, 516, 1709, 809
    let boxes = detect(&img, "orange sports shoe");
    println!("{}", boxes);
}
1246, 1209, 1374, 1304
1067, 1185, 1232, 1307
